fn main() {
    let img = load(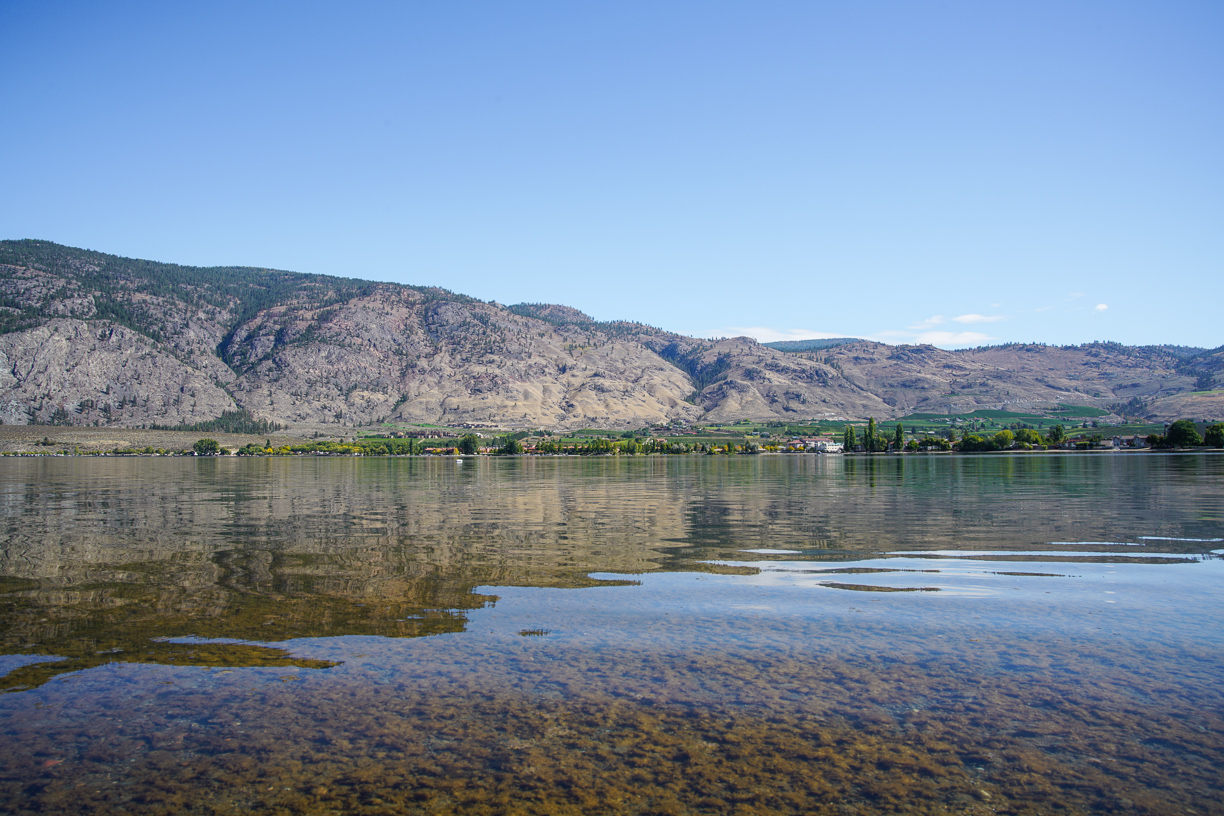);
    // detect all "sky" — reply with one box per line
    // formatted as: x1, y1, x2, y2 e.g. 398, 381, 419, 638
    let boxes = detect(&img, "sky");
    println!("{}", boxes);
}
2, 1, 1221, 349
